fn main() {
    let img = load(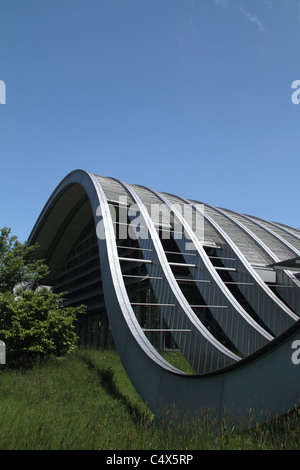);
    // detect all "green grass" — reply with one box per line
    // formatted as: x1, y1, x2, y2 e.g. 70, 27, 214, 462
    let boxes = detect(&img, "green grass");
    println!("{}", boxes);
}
0, 349, 300, 450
